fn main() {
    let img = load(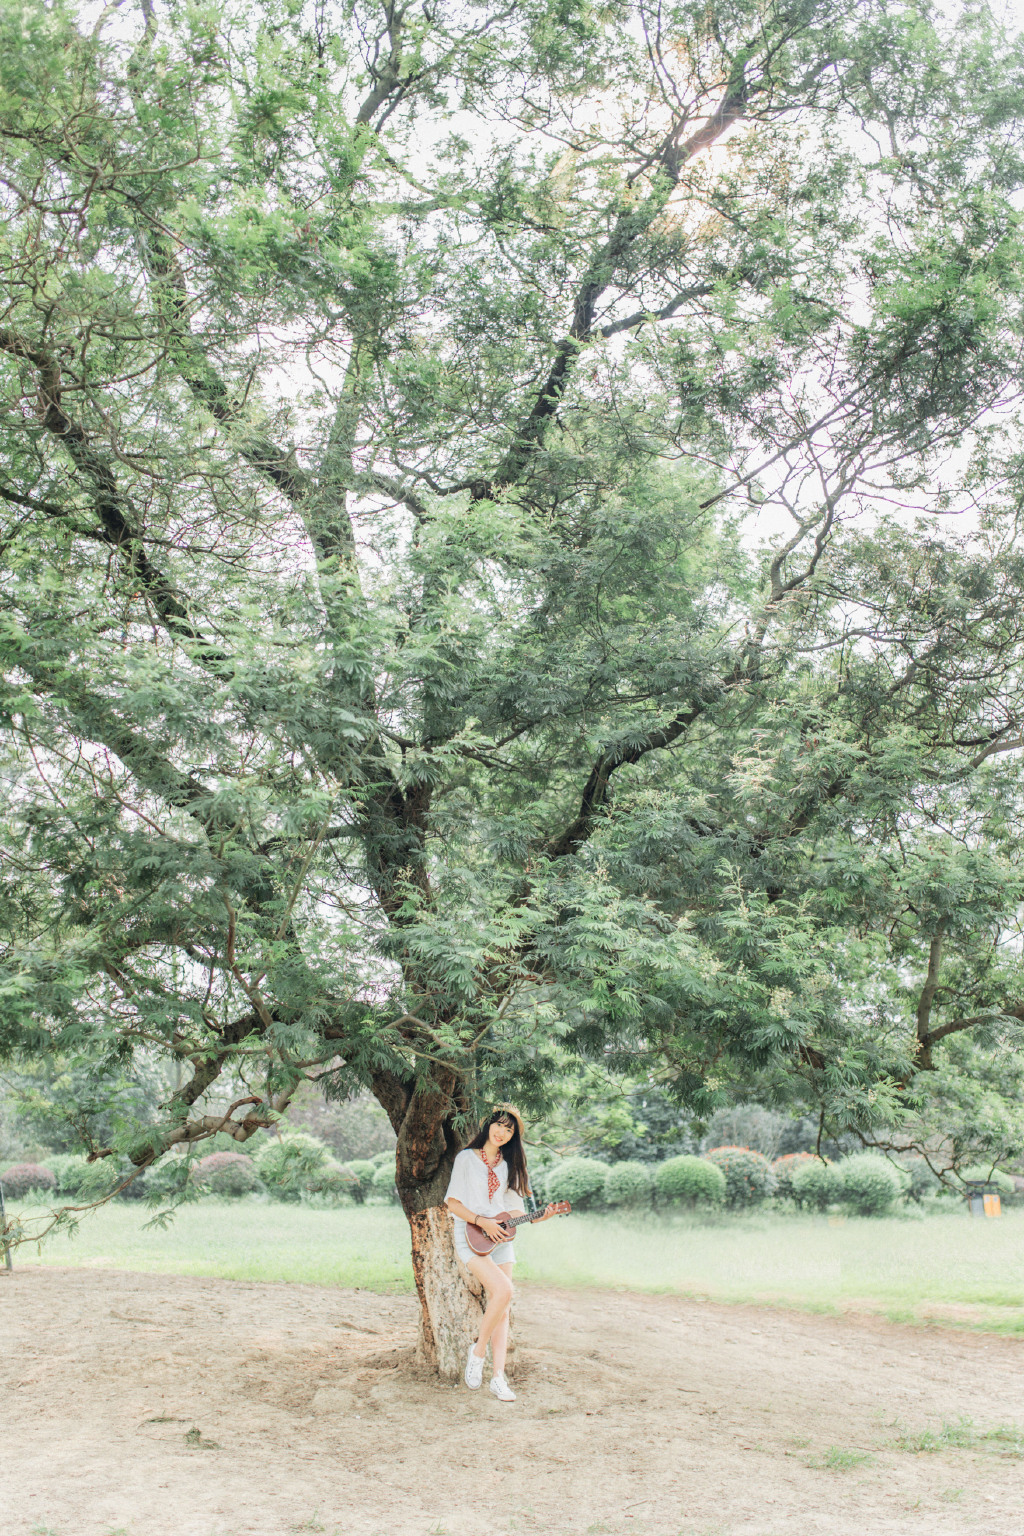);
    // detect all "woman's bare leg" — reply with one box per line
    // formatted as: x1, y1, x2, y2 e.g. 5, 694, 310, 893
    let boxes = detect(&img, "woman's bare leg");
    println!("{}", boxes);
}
465, 1253, 514, 1362
489, 1262, 514, 1376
